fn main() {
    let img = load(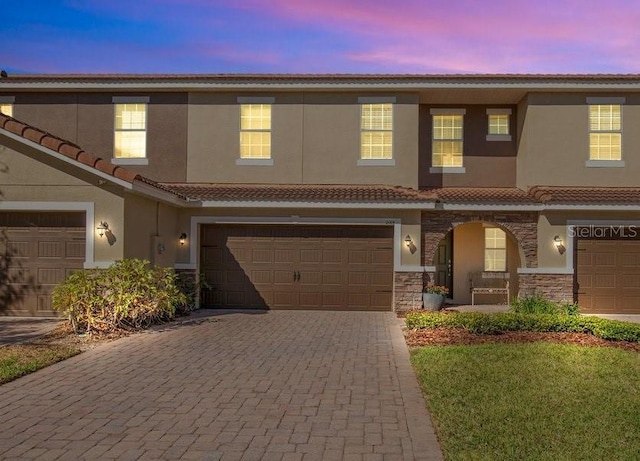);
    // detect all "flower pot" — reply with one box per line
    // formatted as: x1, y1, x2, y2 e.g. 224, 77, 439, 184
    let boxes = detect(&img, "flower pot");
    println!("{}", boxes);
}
423, 293, 445, 311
